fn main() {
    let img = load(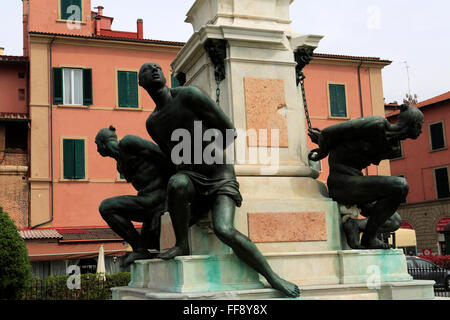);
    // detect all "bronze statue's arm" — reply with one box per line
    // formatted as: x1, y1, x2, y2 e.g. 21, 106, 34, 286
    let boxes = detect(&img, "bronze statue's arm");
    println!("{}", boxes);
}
322, 116, 386, 145
309, 116, 387, 161
186, 86, 236, 146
